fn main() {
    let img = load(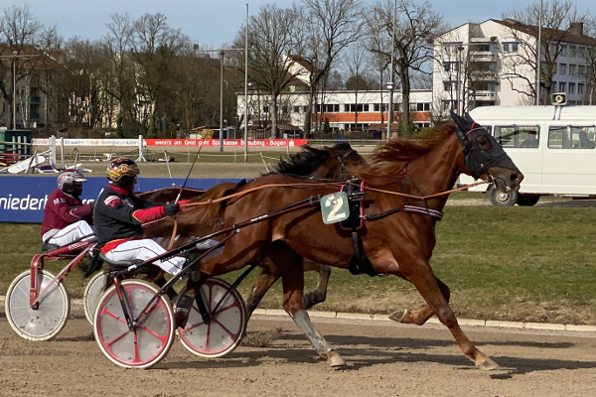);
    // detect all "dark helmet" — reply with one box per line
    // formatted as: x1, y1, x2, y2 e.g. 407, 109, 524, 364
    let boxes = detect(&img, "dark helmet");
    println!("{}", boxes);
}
58, 169, 87, 197
106, 157, 140, 188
